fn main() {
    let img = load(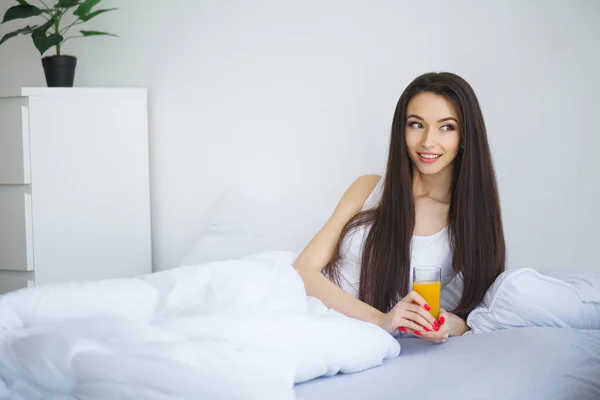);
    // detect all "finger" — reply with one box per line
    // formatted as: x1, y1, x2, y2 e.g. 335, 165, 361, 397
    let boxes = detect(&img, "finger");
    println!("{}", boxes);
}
397, 306, 433, 331
438, 309, 447, 325
432, 328, 450, 343
405, 327, 441, 342
404, 309, 436, 331
426, 332, 448, 344
401, 290, 428, 309
421, 328, 446, 341
432, 336, 448, 344
436, 331, 450, 344
417, 320, 449, 339
403, 327, 423, 338
403, 304, 438, 329
396, 319, 429, 333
